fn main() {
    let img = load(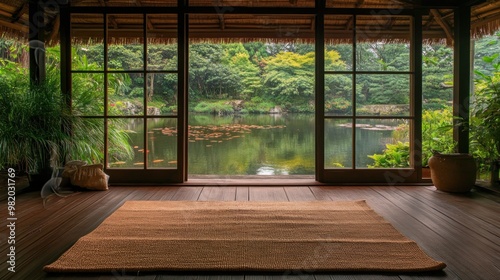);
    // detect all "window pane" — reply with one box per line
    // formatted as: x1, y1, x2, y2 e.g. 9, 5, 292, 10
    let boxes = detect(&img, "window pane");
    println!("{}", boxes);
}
108, 73, 144, 116
71, 118, 104, 165
325, 74, 353, 116
356, 15, 411, 72
147, 14, 178, 71
325, 119, 353, 169
356, 74, 410, 116
422, 44, 453, 110
356, 119, 410, 168
71, 14, 104, 70
72, 73, 104, 116
148, 118, 178, 169
108, 118, 144, 169
107, 14, 144, 71
325, 15, 353, 71
147, 73, 178, 116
